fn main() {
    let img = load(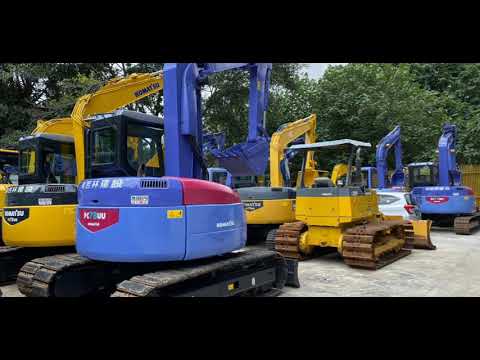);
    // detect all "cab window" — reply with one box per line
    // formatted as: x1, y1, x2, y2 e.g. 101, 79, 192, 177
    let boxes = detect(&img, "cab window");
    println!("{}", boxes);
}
42, 143, 76, 184
19, 149, 36, 176
127, 124, 163, 177
92, 128, 116, 165
410, 165, 437, 187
